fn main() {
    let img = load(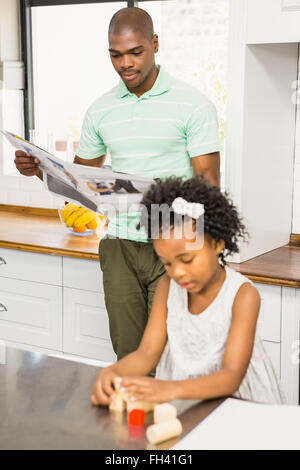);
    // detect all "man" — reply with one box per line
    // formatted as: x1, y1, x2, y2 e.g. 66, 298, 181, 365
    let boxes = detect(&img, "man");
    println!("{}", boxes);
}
15, 7, 221, 363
